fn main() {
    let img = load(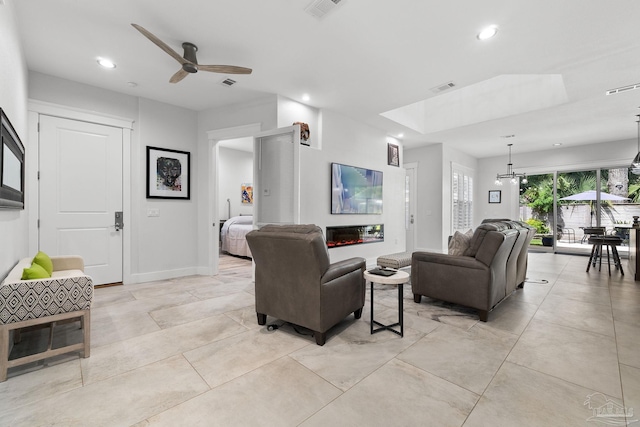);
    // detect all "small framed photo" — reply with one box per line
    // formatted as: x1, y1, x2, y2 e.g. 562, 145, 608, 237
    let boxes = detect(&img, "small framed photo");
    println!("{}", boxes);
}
388, 143, 399, 167
146, 146, 190, 199
488, 190, 501, 204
